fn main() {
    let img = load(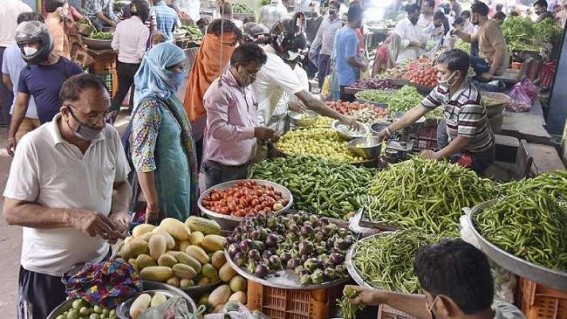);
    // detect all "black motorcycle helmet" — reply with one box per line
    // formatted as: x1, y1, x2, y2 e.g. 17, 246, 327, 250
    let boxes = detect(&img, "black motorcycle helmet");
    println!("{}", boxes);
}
15, 21, 54, 65
270, 12, 308, 61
